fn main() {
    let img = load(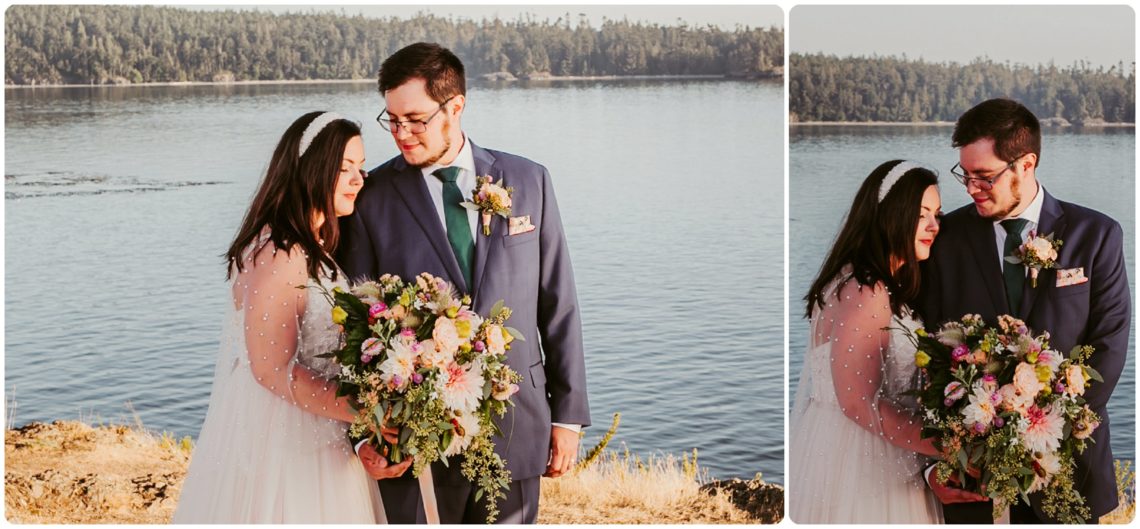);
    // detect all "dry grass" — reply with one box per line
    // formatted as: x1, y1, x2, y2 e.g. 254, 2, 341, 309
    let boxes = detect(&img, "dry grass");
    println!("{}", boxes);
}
1100, 459, 1136, 524
5, 419, 780, 524
5, 421, 190, 523
539, 447, 781, 524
